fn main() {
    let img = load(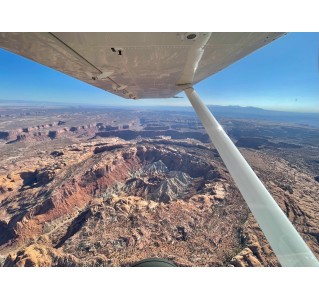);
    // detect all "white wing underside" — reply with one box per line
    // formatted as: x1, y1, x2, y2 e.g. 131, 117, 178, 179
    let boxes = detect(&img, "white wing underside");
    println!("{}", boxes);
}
0, 32, 283, 99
